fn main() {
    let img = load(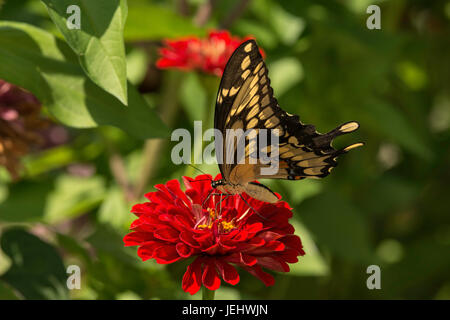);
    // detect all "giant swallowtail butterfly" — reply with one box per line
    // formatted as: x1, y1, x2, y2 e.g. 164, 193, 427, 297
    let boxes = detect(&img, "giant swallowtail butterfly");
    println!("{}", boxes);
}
211, 39, 363, 203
